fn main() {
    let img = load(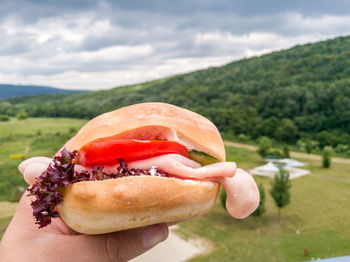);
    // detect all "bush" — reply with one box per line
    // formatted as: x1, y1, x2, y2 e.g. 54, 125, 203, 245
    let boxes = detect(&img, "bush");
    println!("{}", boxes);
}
322, 146, 333, 168
251, 183, 266, 217
0, 114, 10, 121
69, 127, 77, 134
283, 144, 290, 158
219, 188, 227, 210
257, 136, 272, 158
274, 118, 299, 144
220, 188, 227, 210
238, 133, 250, 142
270, 169, 291, 219
267, 148, 282, 158
16, 111, 28, 120
305, 140, 313, 154
335, 144, 349, 153
296, 140, 306, 151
